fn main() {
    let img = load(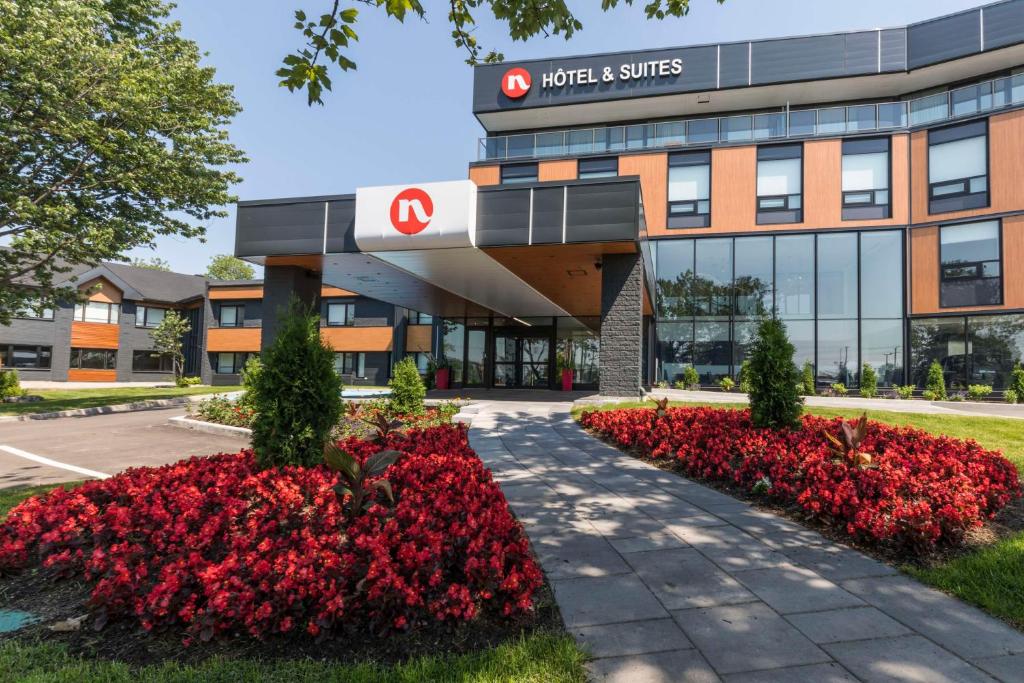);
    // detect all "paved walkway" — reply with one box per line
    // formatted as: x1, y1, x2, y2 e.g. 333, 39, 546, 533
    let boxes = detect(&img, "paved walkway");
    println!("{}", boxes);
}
467, 401, 1024, 683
